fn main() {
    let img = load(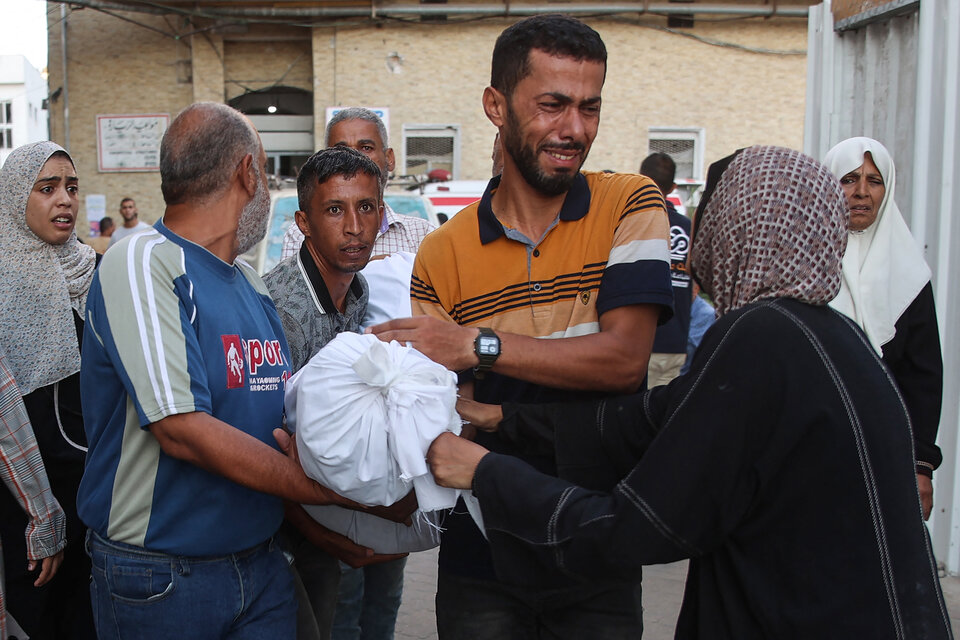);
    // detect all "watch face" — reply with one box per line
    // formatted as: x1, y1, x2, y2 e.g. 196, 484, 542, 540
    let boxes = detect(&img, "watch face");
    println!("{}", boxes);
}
478, 336, 499, 355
